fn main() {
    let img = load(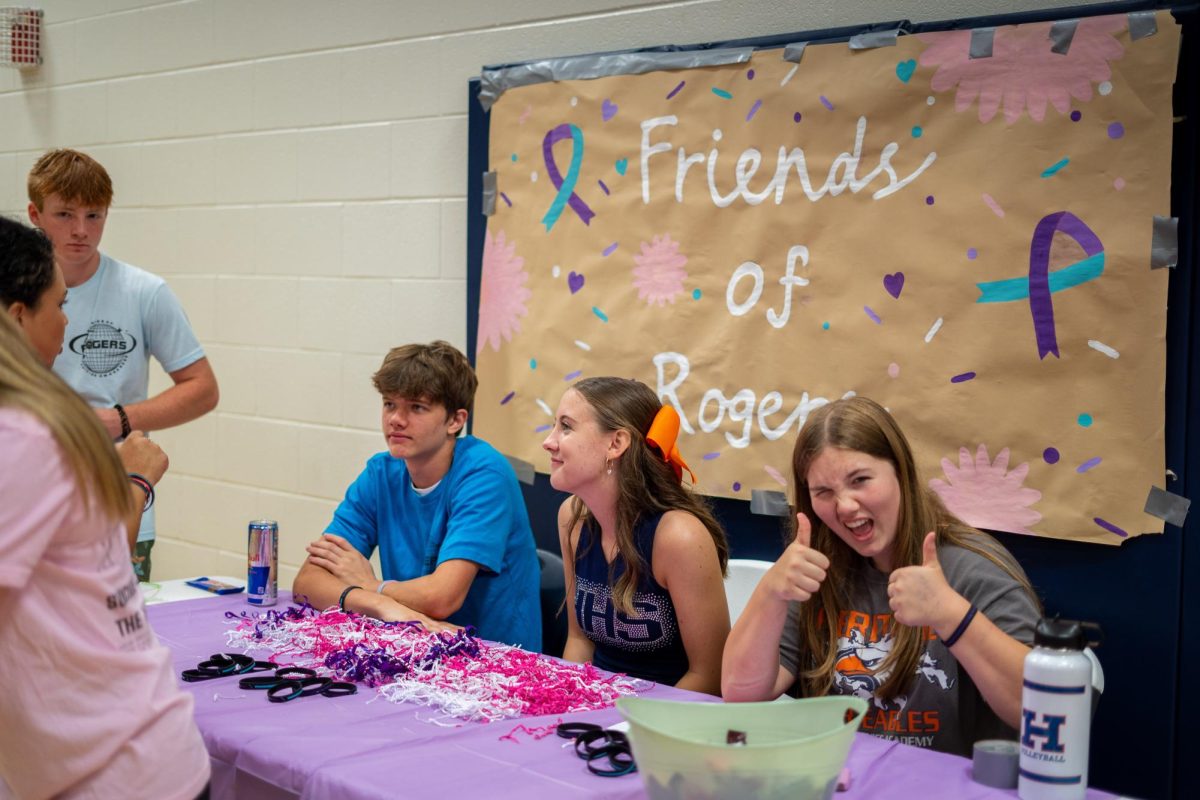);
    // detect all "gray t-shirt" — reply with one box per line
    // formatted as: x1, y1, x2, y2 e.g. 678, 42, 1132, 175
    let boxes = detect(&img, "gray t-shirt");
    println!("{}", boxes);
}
779, 535, 1038, 756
